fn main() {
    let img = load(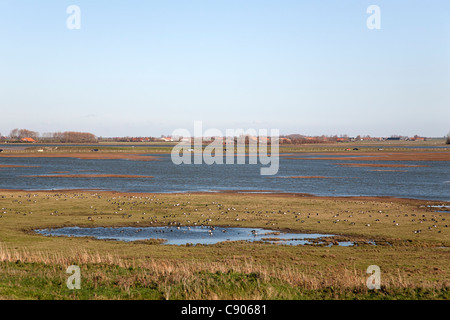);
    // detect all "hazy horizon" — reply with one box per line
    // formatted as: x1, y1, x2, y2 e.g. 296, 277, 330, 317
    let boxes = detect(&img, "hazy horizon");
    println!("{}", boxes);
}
0, 128, 448, 139
1, 1, 449, 137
